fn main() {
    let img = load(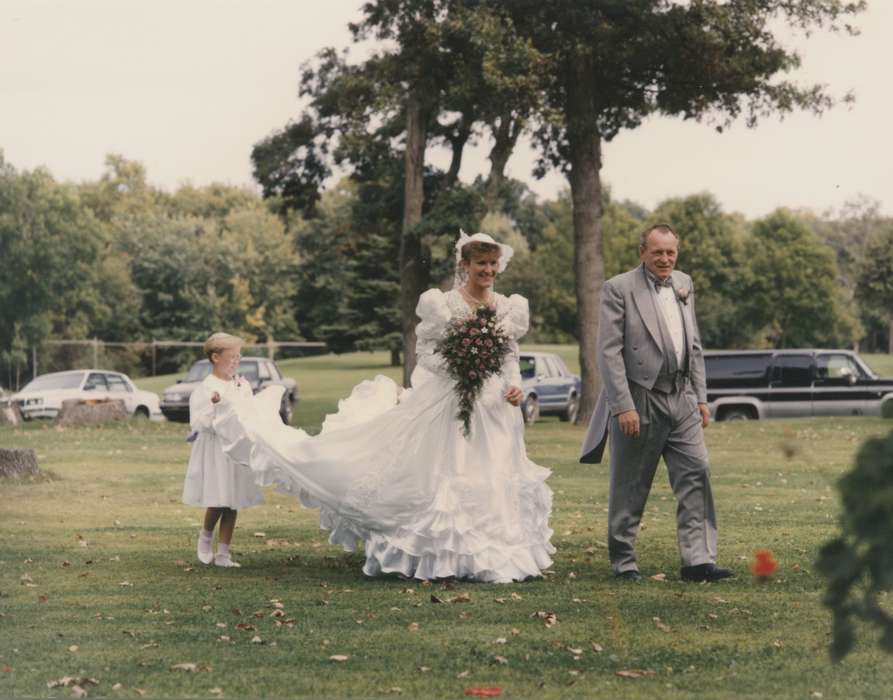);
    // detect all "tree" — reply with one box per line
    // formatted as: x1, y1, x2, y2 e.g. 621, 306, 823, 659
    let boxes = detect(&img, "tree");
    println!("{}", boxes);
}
507, 0, 865, 421
855, 223, 893, 354
741, 209, 858, 348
